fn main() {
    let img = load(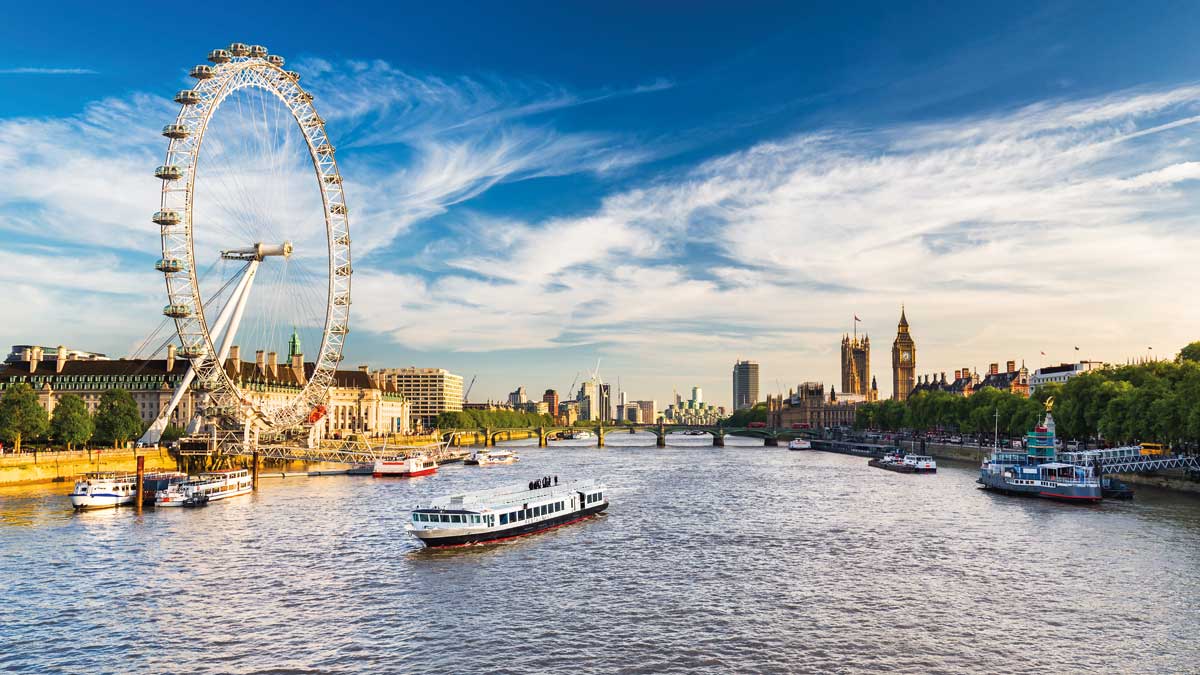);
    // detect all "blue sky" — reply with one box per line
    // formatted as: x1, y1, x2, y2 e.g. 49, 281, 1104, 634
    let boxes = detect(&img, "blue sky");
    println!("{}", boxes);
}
3, 1, 1200, 408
